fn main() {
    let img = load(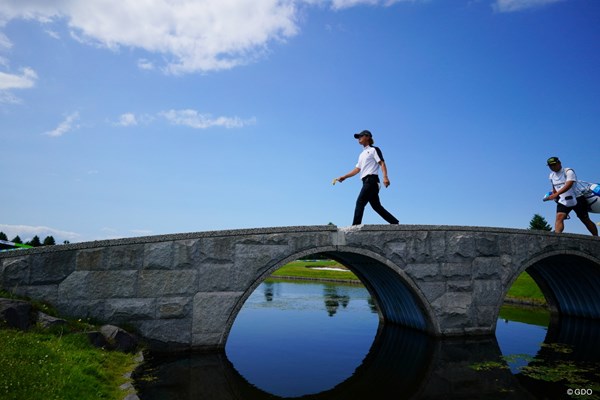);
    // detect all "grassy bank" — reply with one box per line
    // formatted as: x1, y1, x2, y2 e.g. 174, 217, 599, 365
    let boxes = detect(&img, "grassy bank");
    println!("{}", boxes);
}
0, 330, 138, 400
273, 260, 546, 305
504, 271, 546, 305
0, 293, 140, 400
